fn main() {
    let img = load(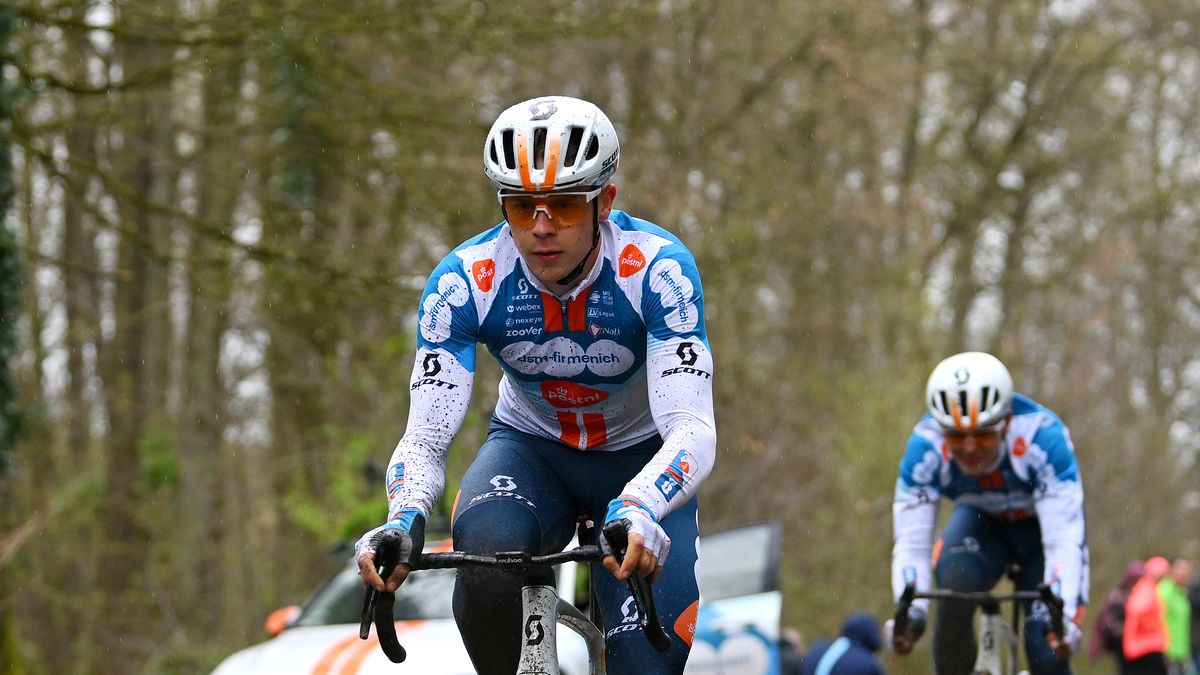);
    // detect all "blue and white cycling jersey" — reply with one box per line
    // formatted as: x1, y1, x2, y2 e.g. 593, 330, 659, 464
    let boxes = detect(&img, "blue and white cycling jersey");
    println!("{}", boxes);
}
385, 210, 716, 529
891, 394, 1088, 617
